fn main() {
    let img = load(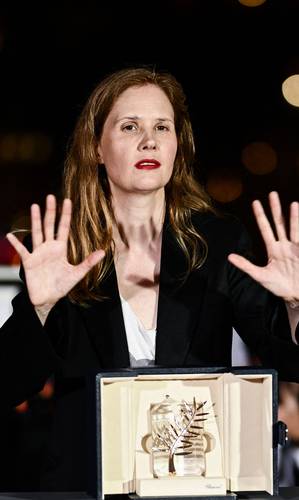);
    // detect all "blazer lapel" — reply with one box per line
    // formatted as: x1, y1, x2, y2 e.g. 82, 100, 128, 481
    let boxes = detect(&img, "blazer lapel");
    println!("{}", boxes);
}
156, 220, 206, 366
79, 265, 130, 368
